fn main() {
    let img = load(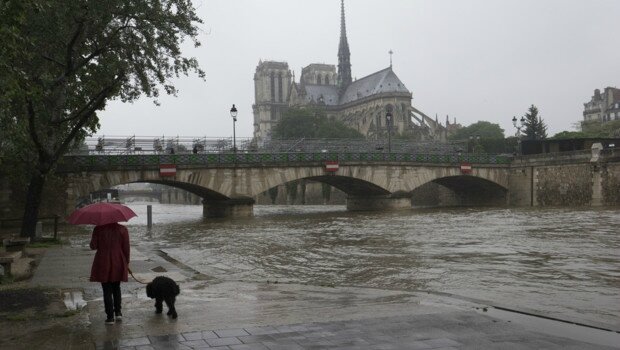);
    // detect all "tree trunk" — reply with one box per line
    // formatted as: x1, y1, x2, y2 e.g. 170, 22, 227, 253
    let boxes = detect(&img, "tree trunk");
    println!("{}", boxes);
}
20, 171, 46, 239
